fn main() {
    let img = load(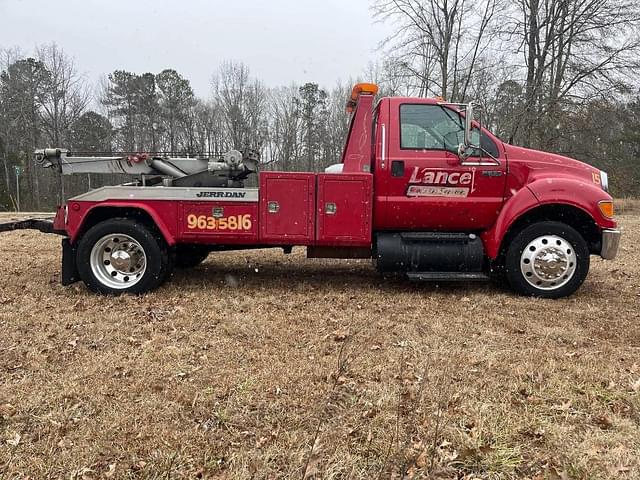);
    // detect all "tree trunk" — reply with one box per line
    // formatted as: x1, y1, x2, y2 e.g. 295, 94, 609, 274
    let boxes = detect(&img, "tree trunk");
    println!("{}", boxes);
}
1, 154, 10, 195
522, 0, 539, 147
